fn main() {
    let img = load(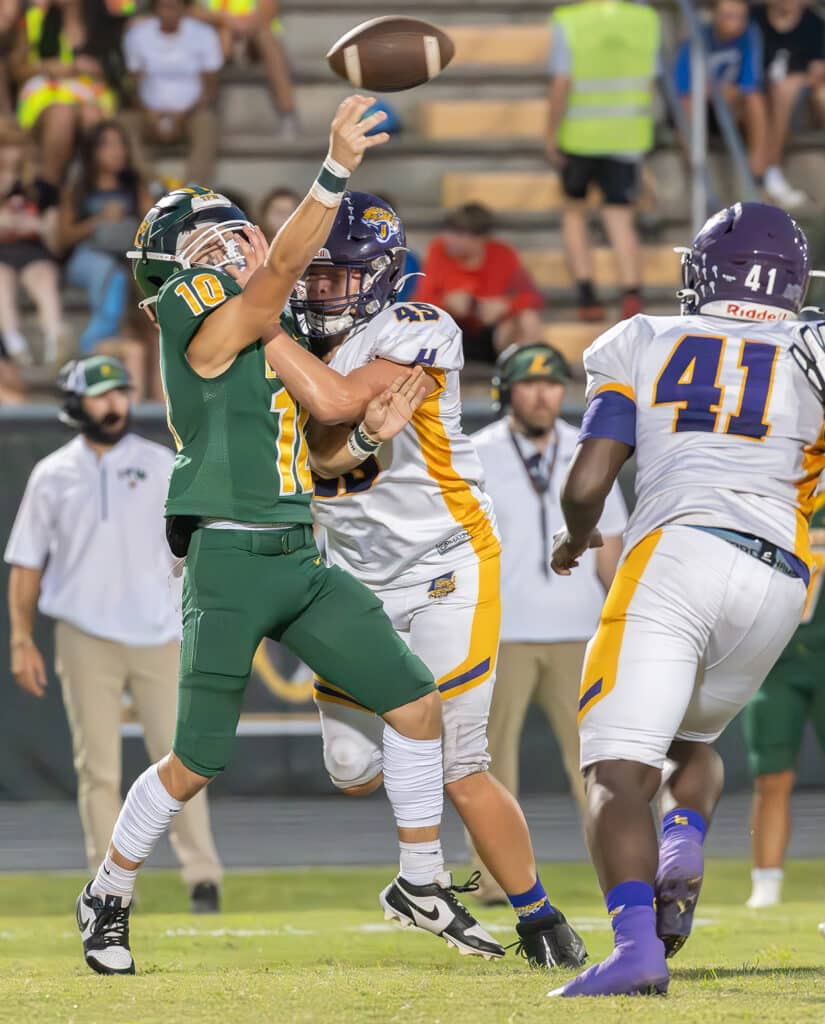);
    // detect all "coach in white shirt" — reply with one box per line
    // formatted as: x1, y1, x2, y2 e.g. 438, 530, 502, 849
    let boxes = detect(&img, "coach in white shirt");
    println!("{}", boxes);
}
470, 344, 627, 902
5, 356, 222, 912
